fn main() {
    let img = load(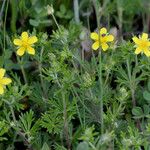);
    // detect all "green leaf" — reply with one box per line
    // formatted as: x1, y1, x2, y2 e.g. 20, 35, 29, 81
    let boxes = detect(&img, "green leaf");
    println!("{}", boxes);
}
143, 104, 150, 115
41, 142, 50, 150
143, 91, 150, 103
132, 107, 143, 118
148, 80, 150, 91
60, 4, 66, 14
77, 142, 89, 150
29, 19, 39, 27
